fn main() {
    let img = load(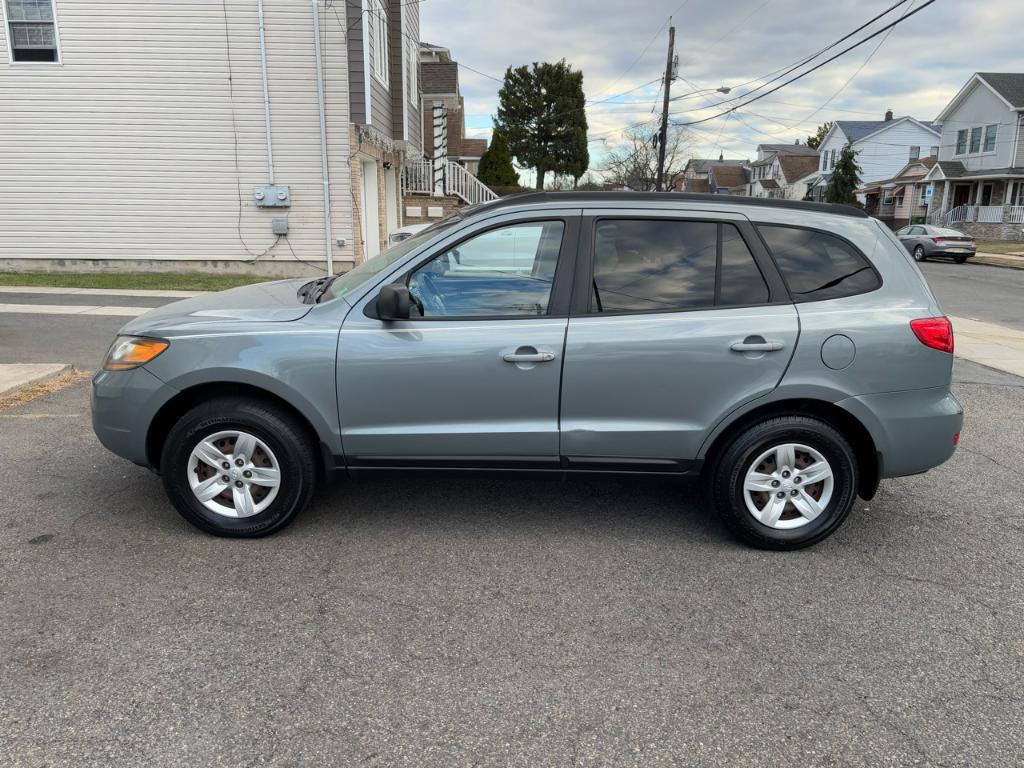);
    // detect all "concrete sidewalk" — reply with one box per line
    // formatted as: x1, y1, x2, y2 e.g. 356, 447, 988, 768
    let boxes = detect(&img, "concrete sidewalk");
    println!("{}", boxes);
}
949, 315, 1024, 378
0, 363, 73, 399
0, 285, 205, 298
